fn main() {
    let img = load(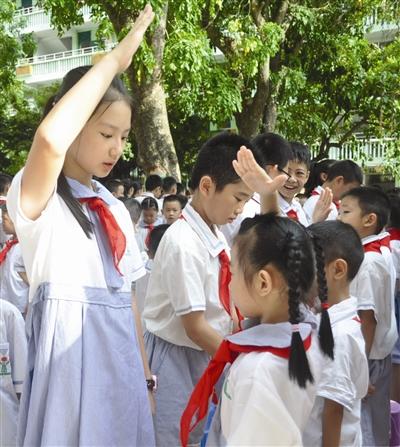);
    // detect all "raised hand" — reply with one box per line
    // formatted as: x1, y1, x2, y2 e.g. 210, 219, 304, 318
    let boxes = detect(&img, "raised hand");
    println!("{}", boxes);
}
110, 4, 155, 73
233, 146, 288, 195
312, 187, 333, 223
